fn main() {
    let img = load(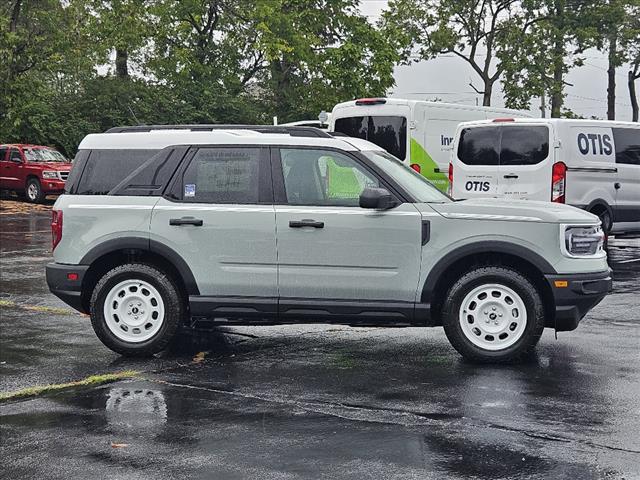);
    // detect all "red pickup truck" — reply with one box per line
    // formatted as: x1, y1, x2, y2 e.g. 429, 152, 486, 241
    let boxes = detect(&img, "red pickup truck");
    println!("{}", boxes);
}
0, 144, 72, 203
